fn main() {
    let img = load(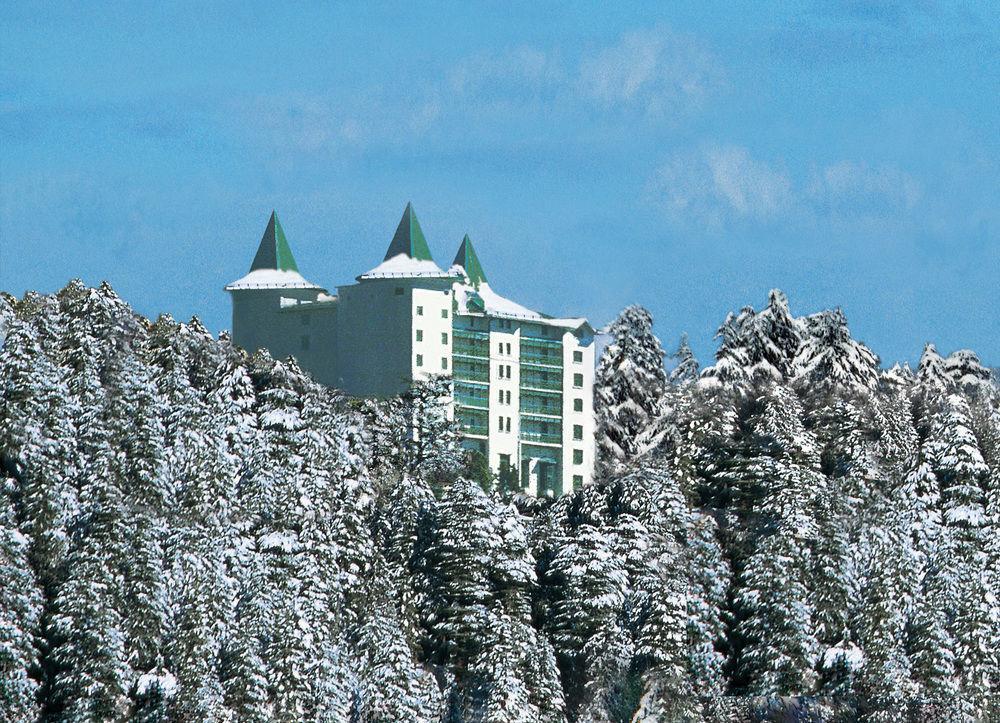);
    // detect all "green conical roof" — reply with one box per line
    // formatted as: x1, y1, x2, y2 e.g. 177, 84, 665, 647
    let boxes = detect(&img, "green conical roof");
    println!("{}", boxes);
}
453, 234, 487, 287
384, 202, 433, 261
250, 211, 299, 272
